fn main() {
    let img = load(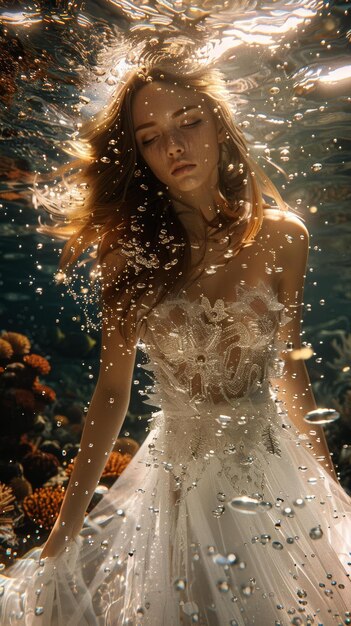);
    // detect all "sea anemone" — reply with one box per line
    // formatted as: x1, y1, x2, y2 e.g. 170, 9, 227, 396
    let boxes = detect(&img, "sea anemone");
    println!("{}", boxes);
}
0, 332, 31, 356
23, 354, 51, 375
22, 450, 60, 489
22, 486, 65, 530
0, 483, 15, 525
0, 338, 13, 360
